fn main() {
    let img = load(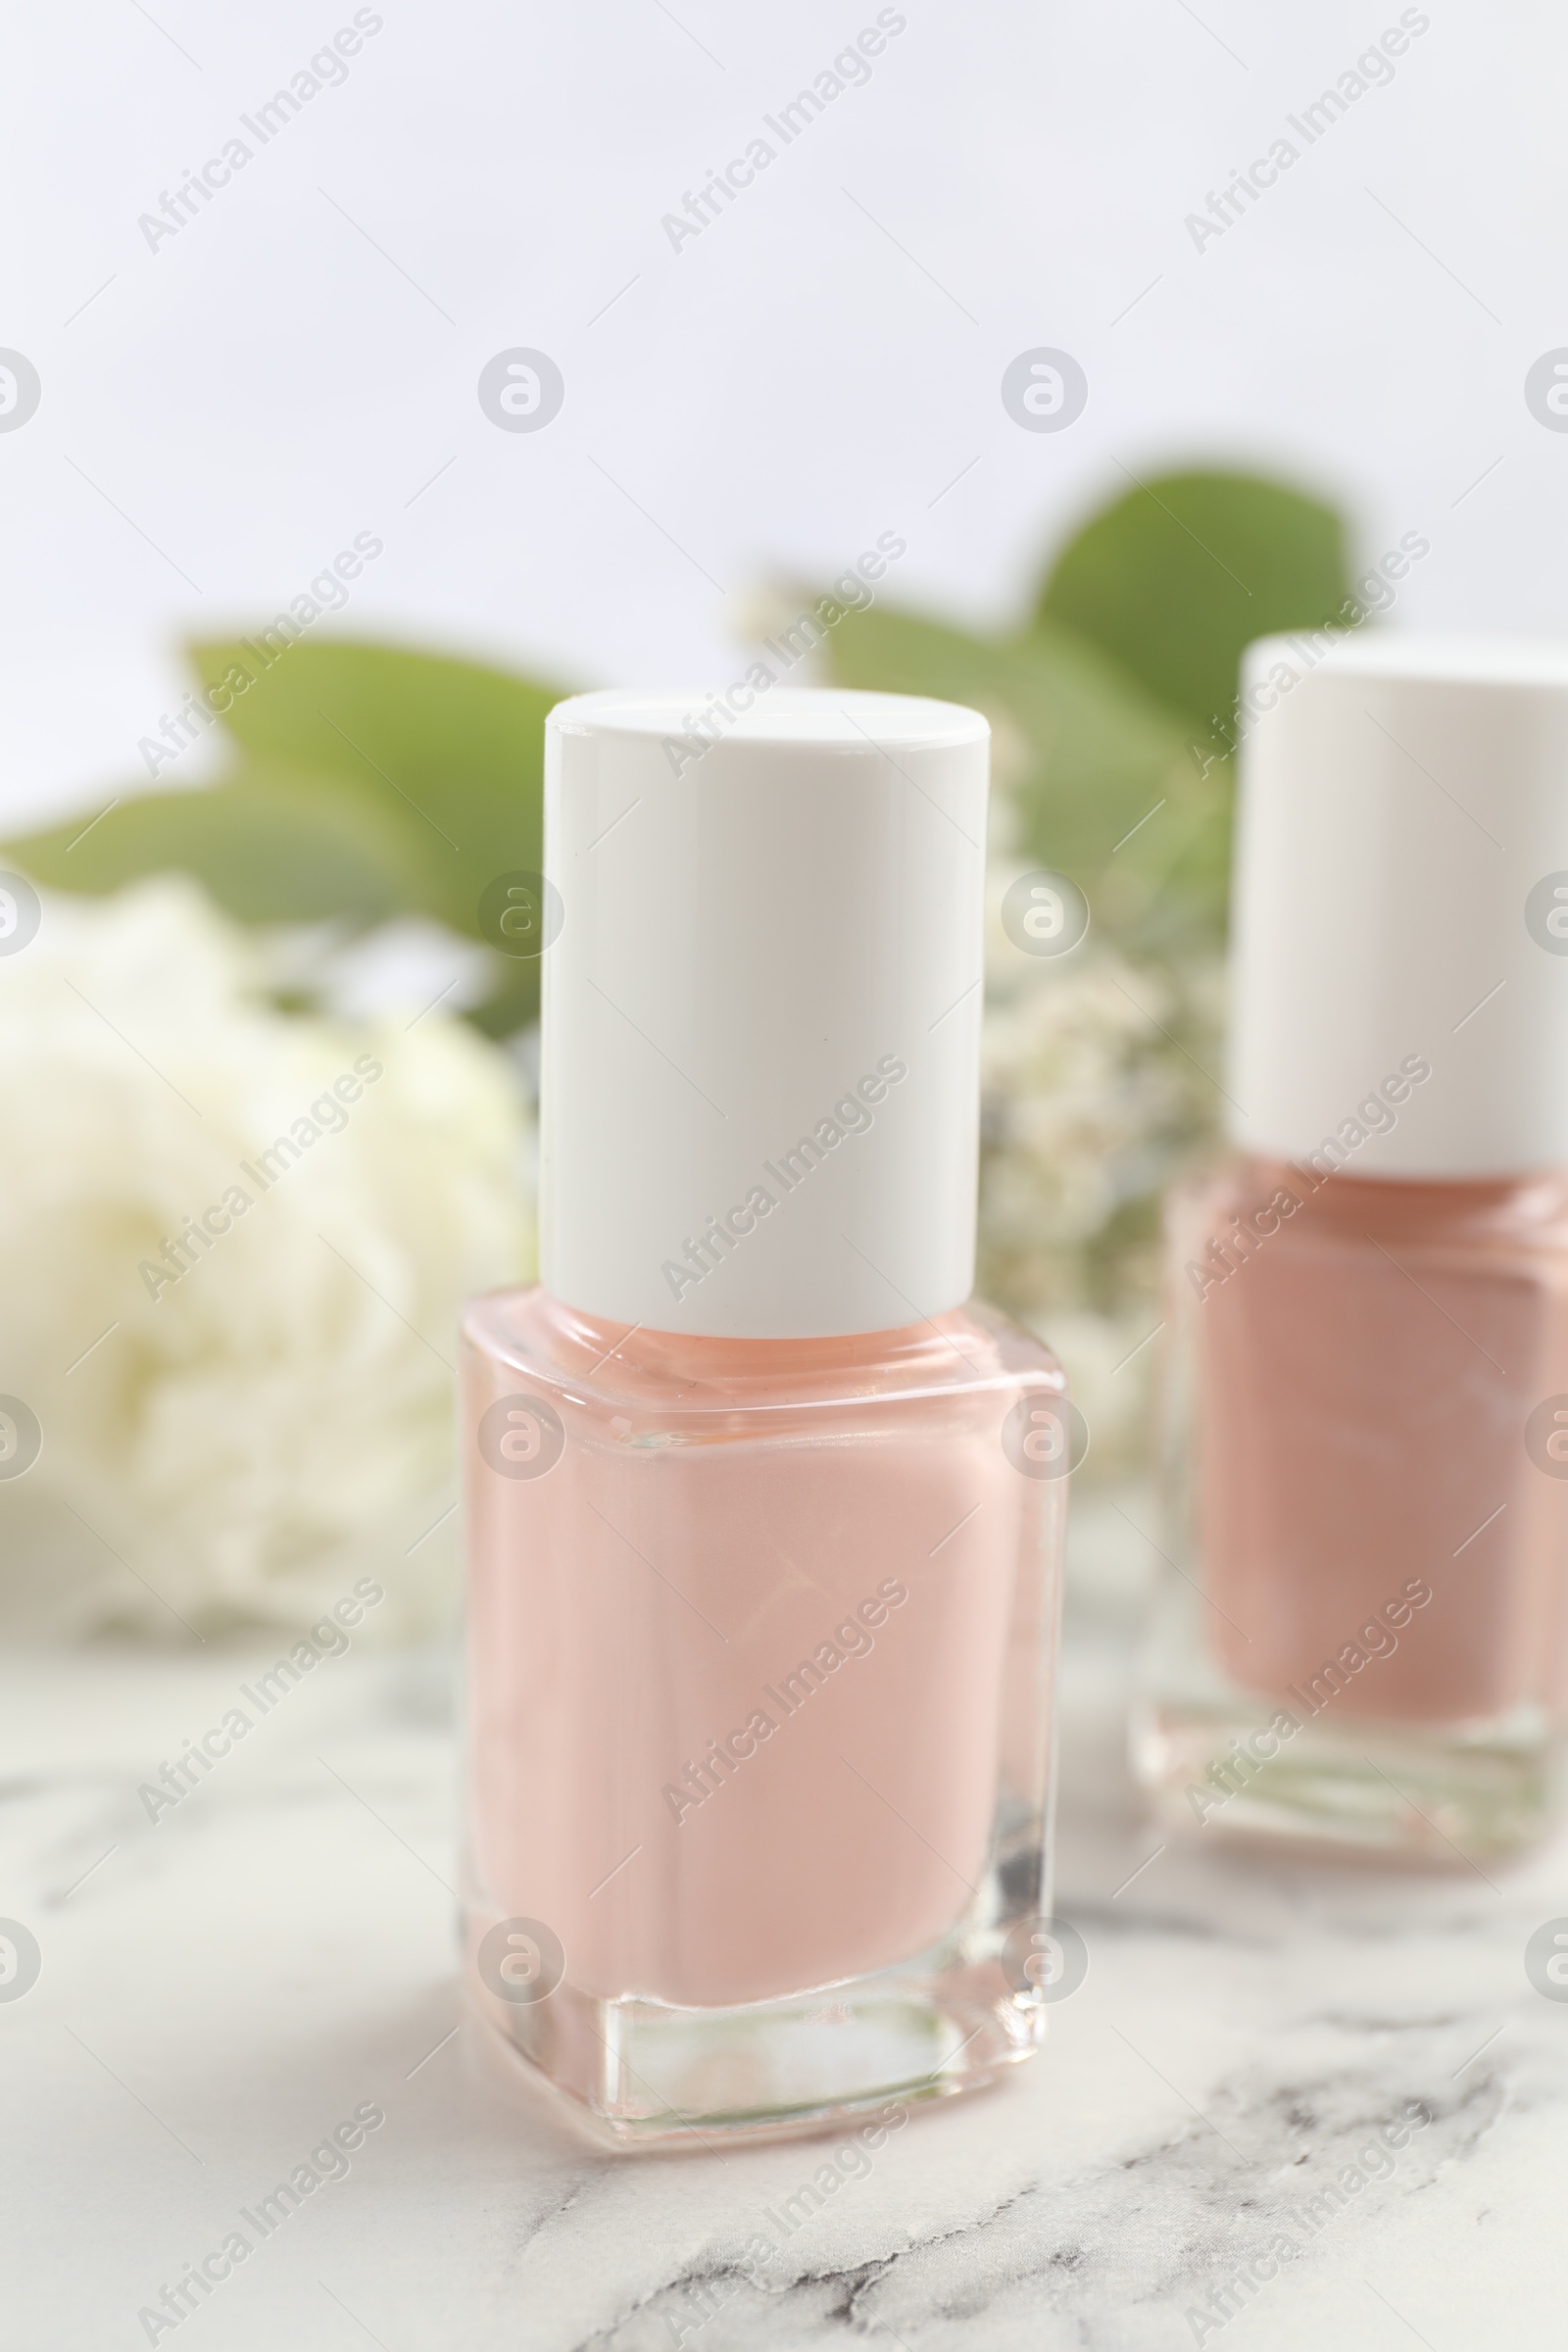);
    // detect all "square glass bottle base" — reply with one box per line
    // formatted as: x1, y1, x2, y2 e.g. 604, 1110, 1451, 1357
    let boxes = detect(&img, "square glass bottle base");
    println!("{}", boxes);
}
467, 1908, 1048, 2149
1134, 1694, 1563, 1861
